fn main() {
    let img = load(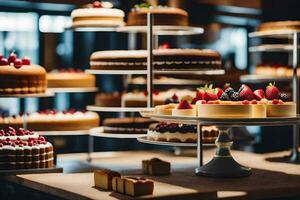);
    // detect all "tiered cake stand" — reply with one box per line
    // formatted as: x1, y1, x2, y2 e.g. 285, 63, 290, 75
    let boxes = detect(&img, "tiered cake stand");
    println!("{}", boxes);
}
245, 30, 300, 163
140, 110, 300, 177
0, 92, 63, 175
